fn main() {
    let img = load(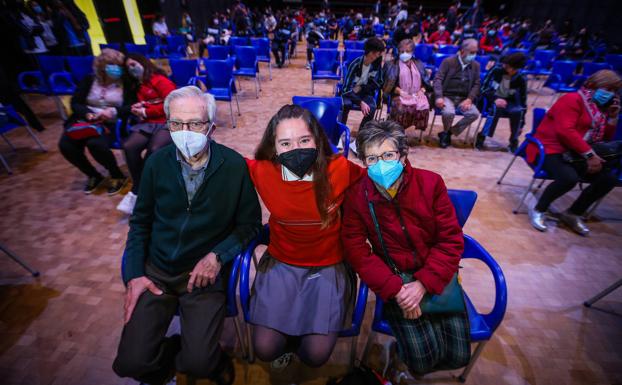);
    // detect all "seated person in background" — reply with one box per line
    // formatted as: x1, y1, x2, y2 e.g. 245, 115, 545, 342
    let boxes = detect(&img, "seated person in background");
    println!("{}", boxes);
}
113, 86, 261, 385
342, 120, 470, 377
476, 52, 527, 152
358, 20, 375, 40
428, 24, 452, 47
116, 53, 177, 215
479, 28, 503, 54
459, 23, 478, 43
305, 22, 324, 70
340, 37, 385, 135
246, 104, 365, 369
152, 14, 170, 43
528, 70, 622, 236
433, 38, 481, 148
392, 19, 414, 50
271, 16, 294, 68
58, 48, 132, 195
383, 39, 432, 144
